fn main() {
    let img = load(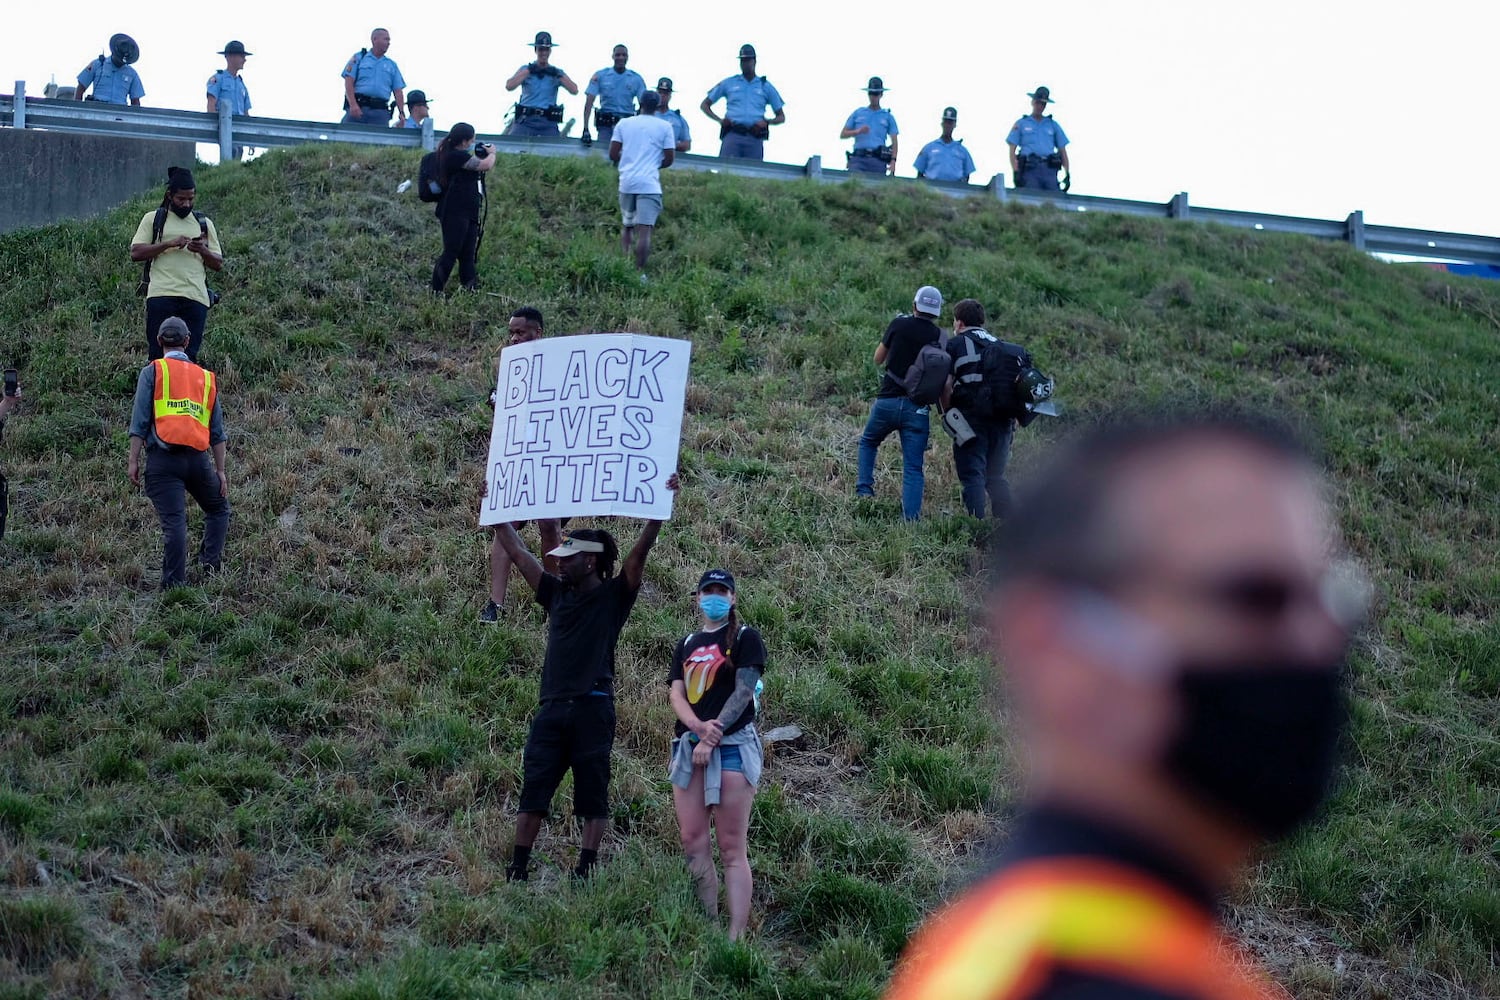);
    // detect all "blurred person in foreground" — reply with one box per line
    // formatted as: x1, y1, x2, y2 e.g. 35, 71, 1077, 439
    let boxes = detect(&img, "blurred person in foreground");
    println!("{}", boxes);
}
887, 409, 1365, 1000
